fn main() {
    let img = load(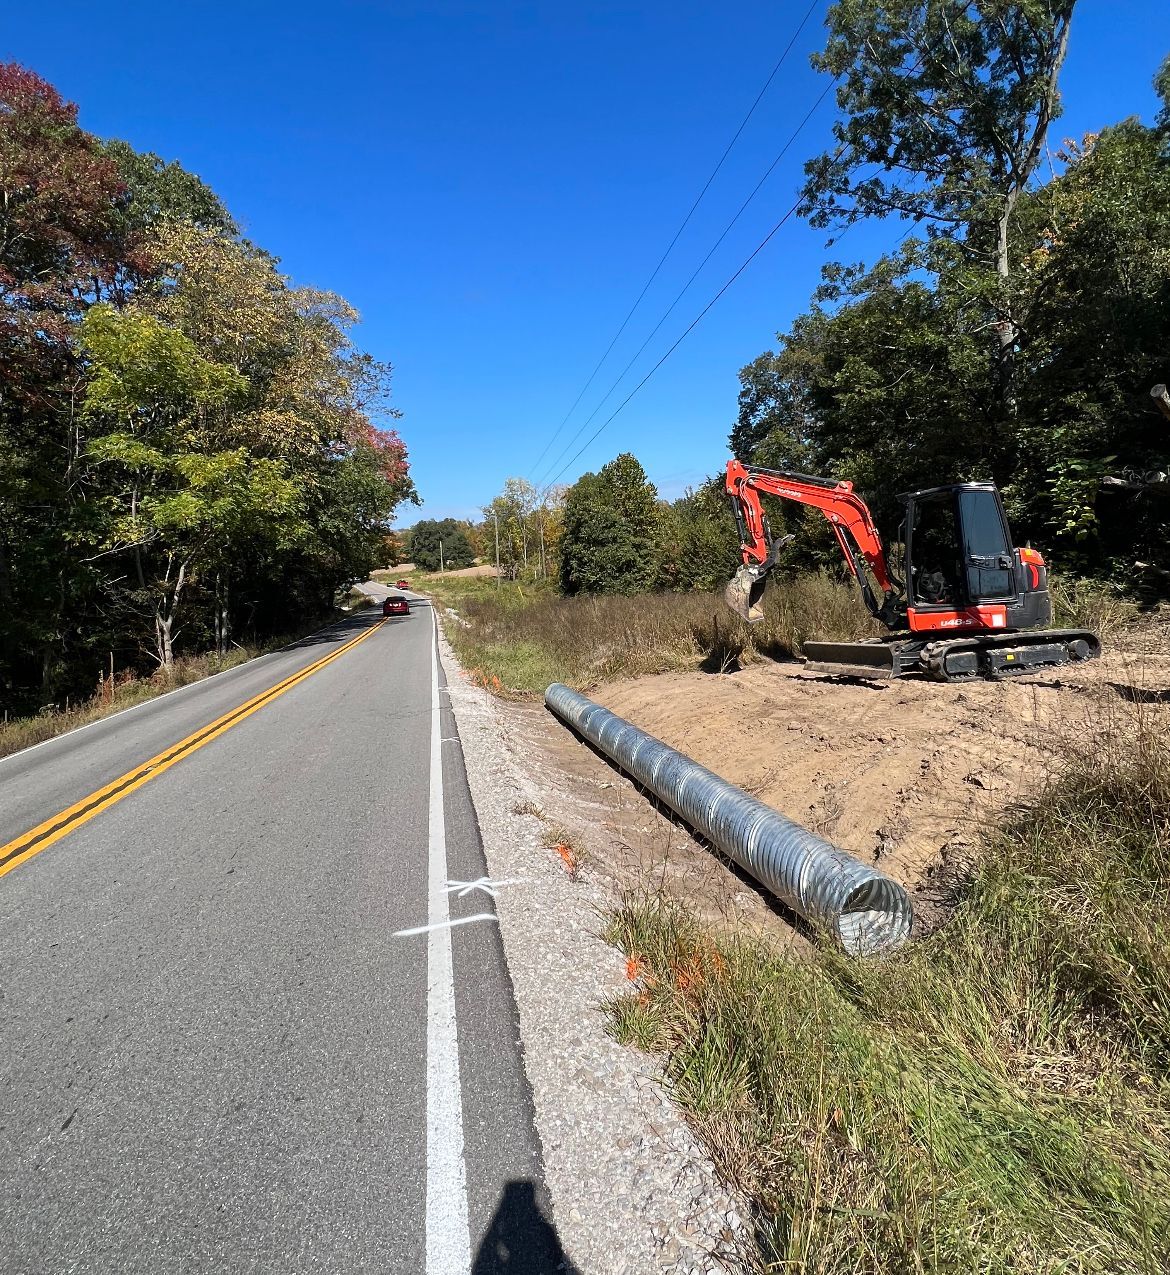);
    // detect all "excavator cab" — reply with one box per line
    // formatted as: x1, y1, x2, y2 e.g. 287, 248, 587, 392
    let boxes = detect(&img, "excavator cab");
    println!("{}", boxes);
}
900, 483, 1053, 632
